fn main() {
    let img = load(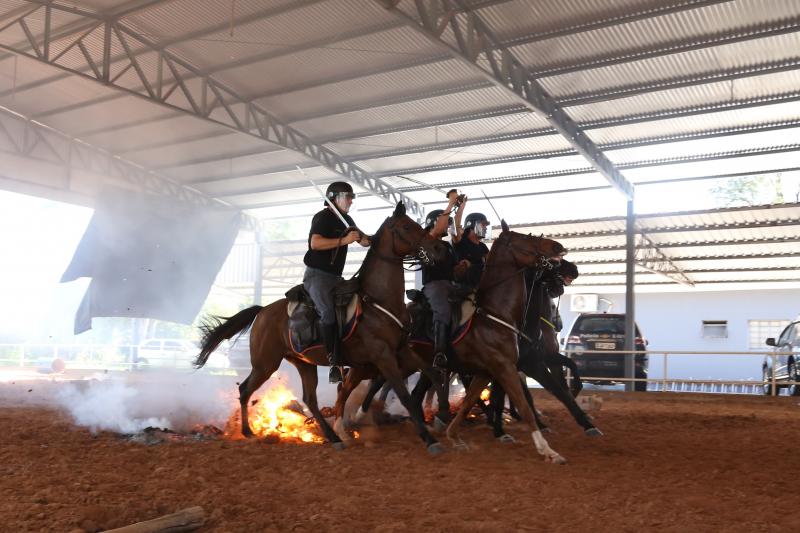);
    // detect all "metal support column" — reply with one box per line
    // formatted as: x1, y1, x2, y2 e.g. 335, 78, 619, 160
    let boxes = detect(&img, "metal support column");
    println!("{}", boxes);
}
624, 198, 636, 392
